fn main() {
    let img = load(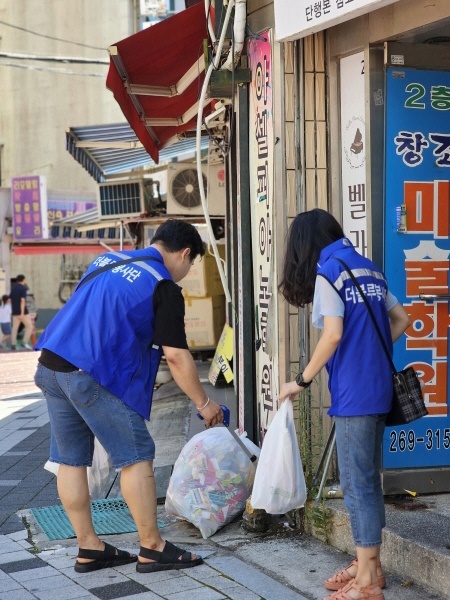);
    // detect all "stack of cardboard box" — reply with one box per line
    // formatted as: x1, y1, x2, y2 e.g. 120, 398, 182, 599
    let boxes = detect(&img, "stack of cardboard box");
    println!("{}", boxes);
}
182, 246, 226, 350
